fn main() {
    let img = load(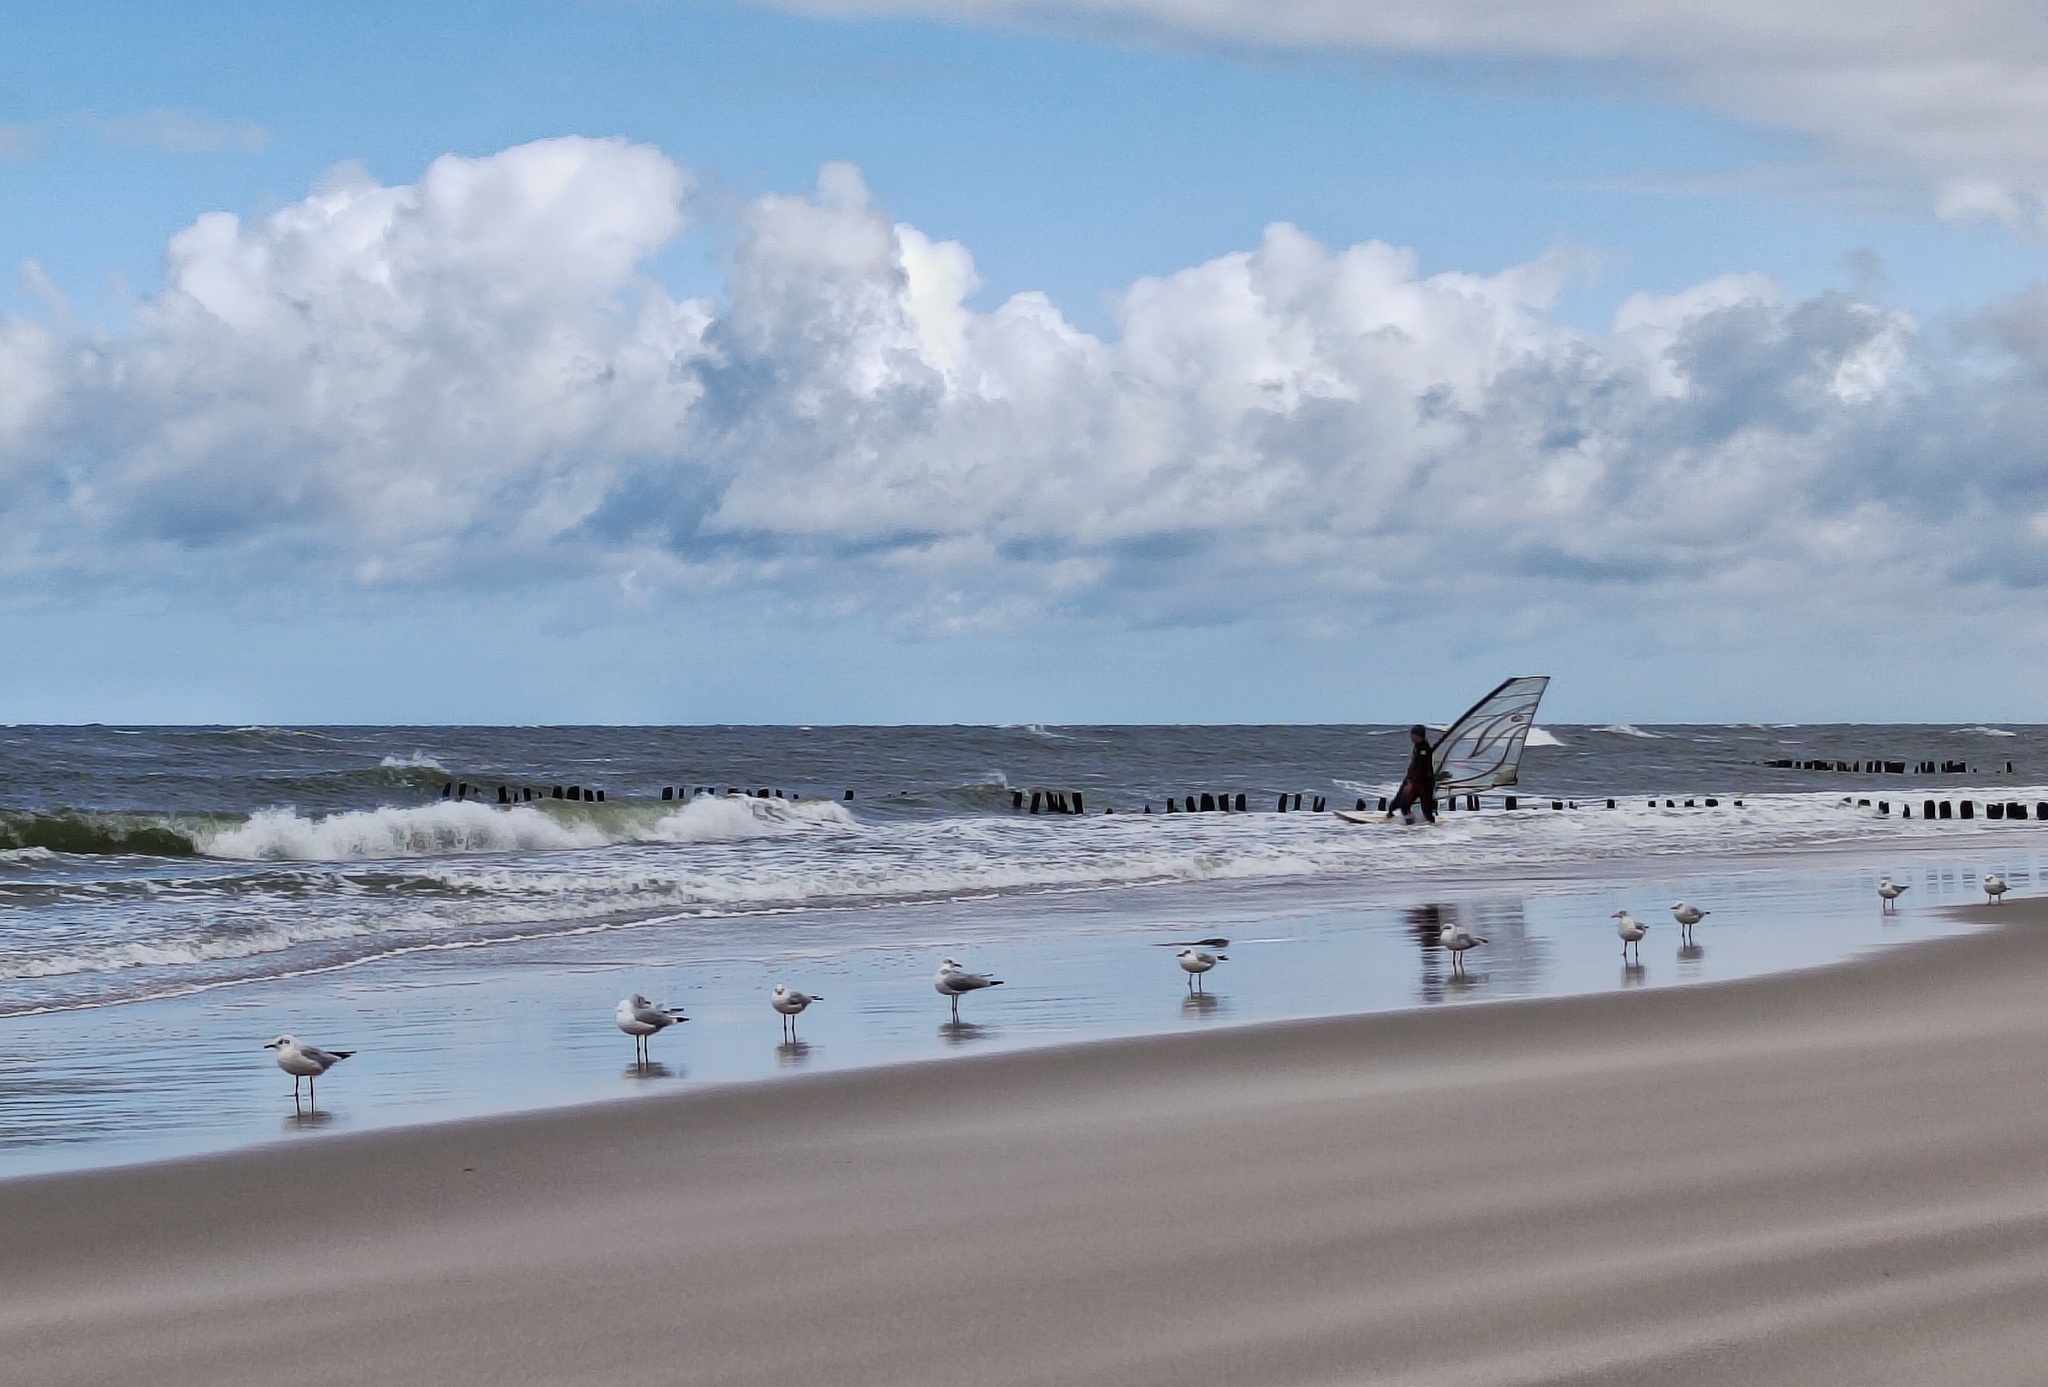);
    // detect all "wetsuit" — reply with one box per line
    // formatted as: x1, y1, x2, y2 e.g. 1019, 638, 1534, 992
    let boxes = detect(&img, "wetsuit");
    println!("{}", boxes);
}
1389, 739, 1437, 822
